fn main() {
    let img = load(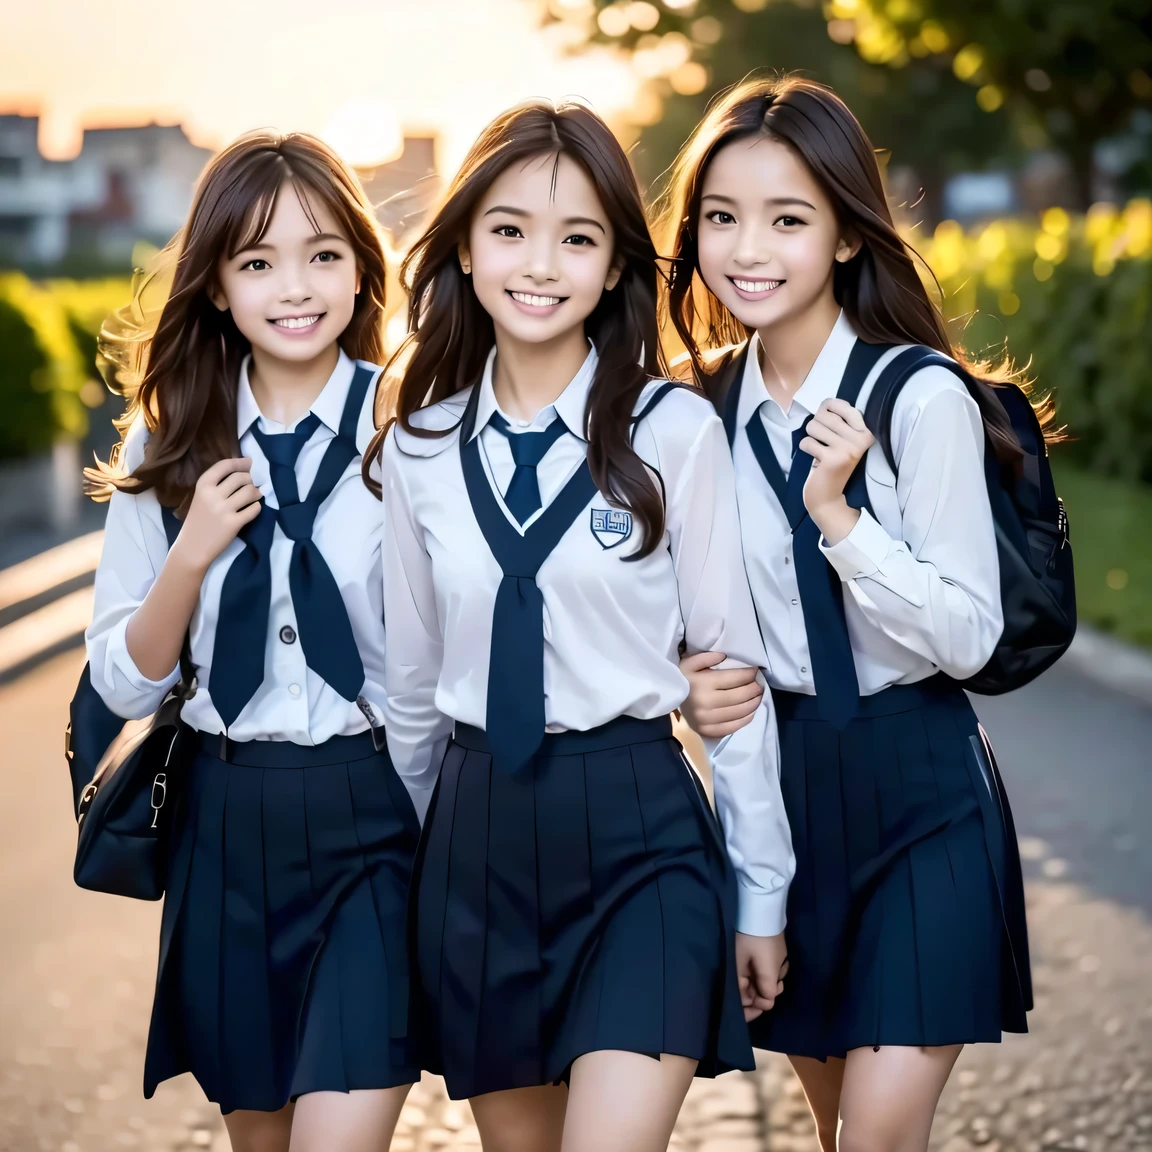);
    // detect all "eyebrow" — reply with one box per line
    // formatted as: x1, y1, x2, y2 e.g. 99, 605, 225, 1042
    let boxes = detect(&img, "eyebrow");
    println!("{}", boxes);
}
701, 193, 817, 210
482, 205, 607, 235
235, 232, 349, 253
